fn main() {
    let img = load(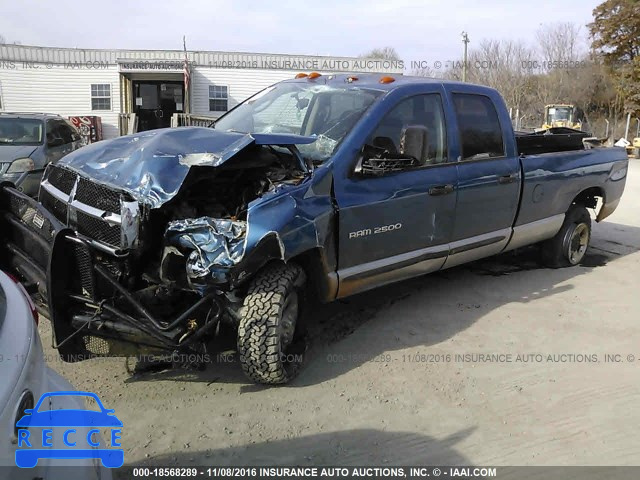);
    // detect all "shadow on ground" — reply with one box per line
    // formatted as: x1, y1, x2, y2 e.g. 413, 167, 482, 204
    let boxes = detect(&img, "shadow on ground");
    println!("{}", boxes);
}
112, 427, 475, 479
124, 221, 640, 388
